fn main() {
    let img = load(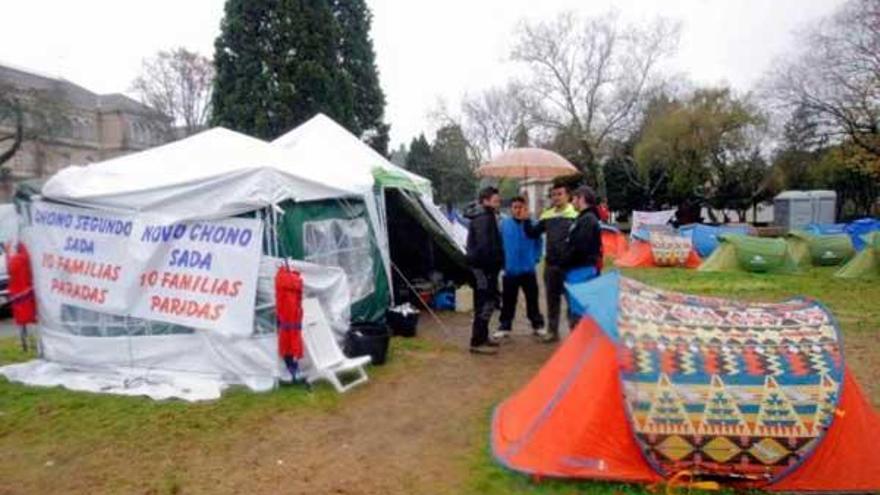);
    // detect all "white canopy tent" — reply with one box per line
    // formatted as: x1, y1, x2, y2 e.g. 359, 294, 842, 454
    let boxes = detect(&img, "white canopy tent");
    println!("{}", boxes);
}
6, 128, 363, 400
271, 114, 466, 297
4, 118, 468, 401
42, 127, 358, 220
271, 113, 432, 197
